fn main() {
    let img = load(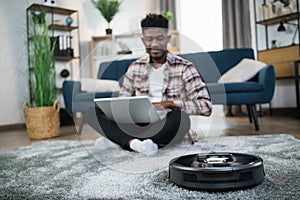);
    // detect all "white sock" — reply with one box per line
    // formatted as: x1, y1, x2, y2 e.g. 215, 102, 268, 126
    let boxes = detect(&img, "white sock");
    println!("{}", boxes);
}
142, 139, 158, 156
129, 139, 143, 152
129, 139, 158, 156
94, 137, 118, 150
